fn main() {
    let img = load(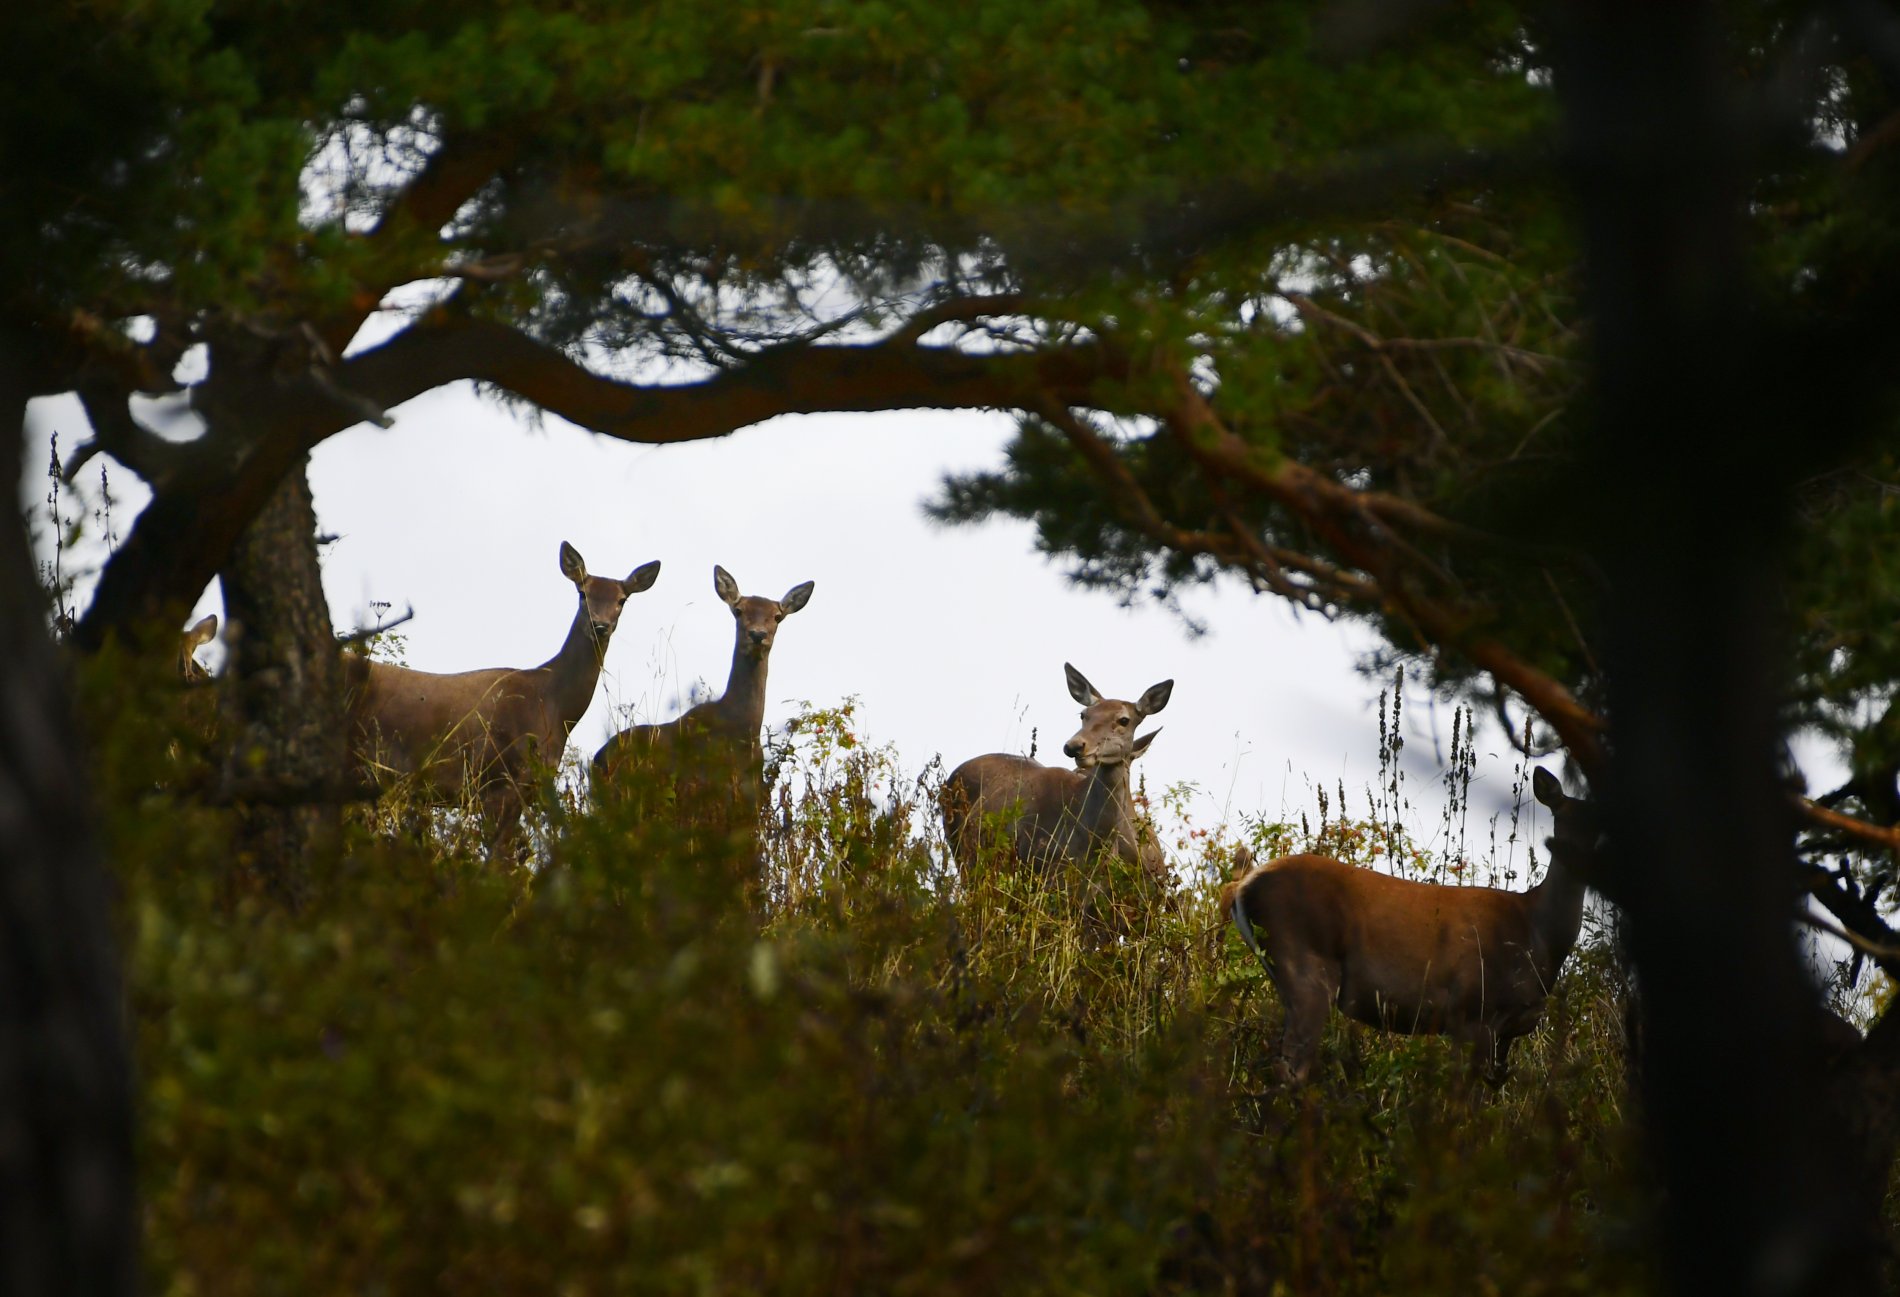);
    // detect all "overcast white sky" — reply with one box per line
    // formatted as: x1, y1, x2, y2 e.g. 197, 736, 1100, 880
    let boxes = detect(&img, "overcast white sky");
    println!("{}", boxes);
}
23, 366, 1605, 884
